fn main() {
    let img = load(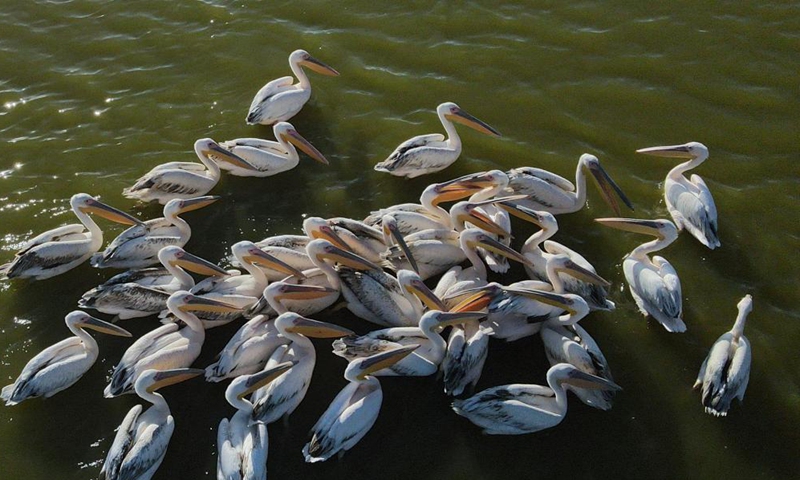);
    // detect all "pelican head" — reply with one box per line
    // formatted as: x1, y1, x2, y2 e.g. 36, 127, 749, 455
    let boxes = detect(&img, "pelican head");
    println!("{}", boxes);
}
273, 122, 329, 164
163, 196, 220, 217
228, 361, 295, 403
636, 142, 708, 161
71, 194, 141, 225
306, 239, 381, 271
135, 368, 204, 396
274, 312, 354, 338
550, 363, 622, 392
231, 241, 306, 279
195, 138, 258, 171
397, 269, 447, 311
418, 310, 486, 332
595, 217, 678, 243
448, 282, 505, 312
737, 294, 753, 315
459, 229, 531, 266
158, 246, 229, 277
578, 154, 634, 215
382, 215, 419, 274
65, 311, 132, 337
438, 102, 501, 137
546, 254, 610, 287
497, 202, 559, 232
166, 290, 242, 313
303, 217, 350, 250
290, 49, 340, 76
348, 345, 420, 381
263, 282, 338, 304
450, 202, 510, 237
